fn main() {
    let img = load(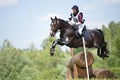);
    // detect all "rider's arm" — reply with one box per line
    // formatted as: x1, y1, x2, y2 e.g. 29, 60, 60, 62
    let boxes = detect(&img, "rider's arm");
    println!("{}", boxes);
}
75, 22, 81, 26
78, 13, 83, 24
68, 13, 75, 25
